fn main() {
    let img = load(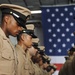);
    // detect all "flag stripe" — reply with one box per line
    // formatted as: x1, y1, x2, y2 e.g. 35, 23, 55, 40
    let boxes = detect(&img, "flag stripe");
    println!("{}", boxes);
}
50, 56, 65, 63
54, 64, 63, 70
